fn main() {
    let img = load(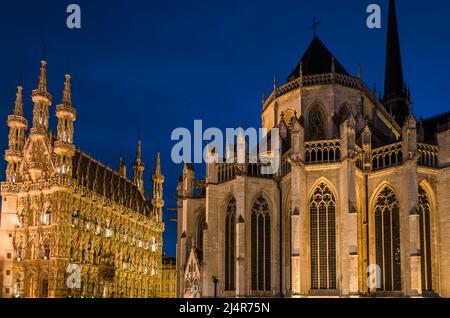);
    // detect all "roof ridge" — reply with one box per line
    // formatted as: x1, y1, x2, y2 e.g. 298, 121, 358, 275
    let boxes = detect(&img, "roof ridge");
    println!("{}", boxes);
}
422, 110, 450, 122
287, 36, 350, 81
